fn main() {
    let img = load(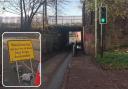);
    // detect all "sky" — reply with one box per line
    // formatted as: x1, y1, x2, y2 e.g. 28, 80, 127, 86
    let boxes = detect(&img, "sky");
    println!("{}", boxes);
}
59, 0, 82, 16
0, 0, 82, 17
